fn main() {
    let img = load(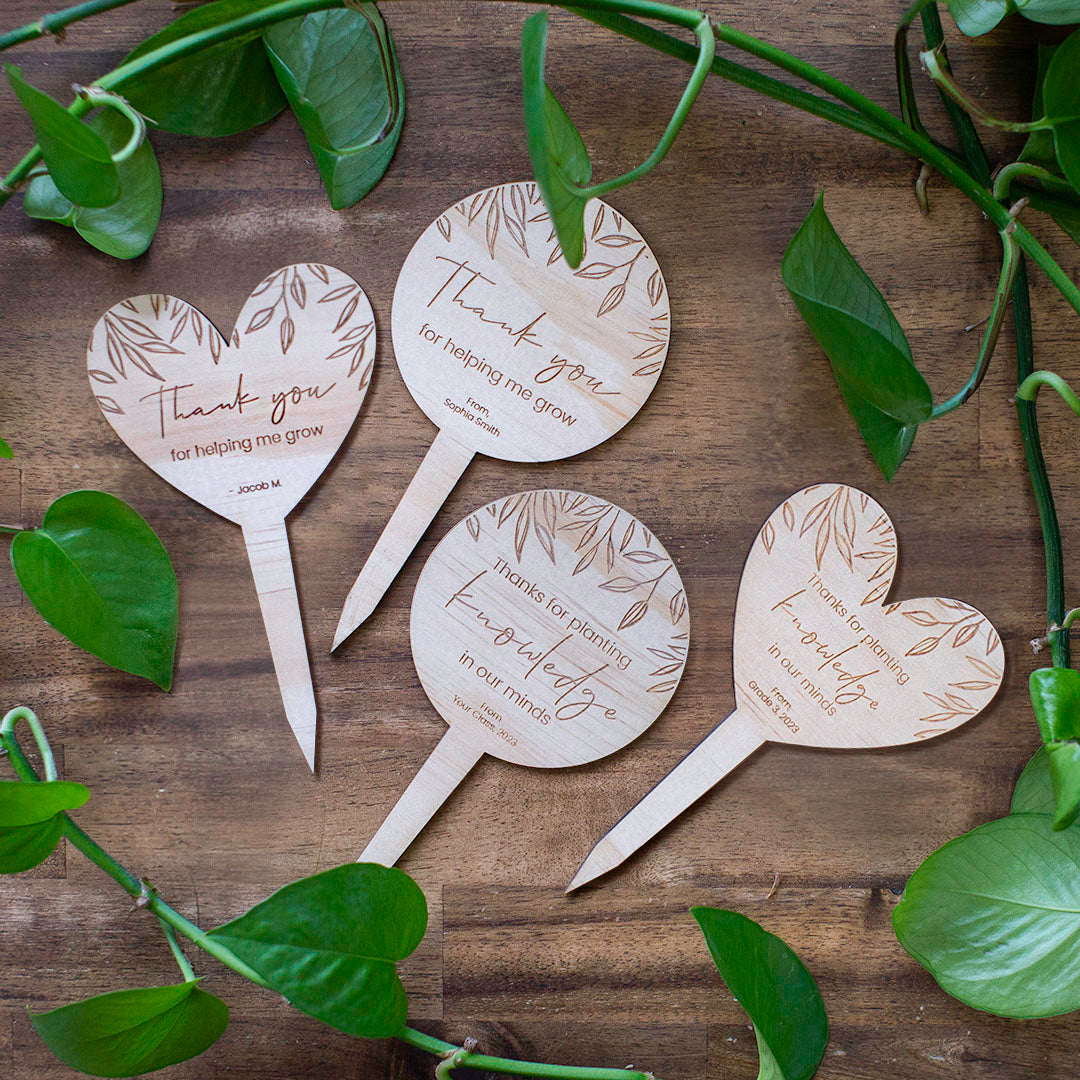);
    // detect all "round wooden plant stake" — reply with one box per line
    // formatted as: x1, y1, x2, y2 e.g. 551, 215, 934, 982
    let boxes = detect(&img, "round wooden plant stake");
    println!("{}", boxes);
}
87, 264, 376, 770
359, 488, 690, 866
332, 181, 670, 649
